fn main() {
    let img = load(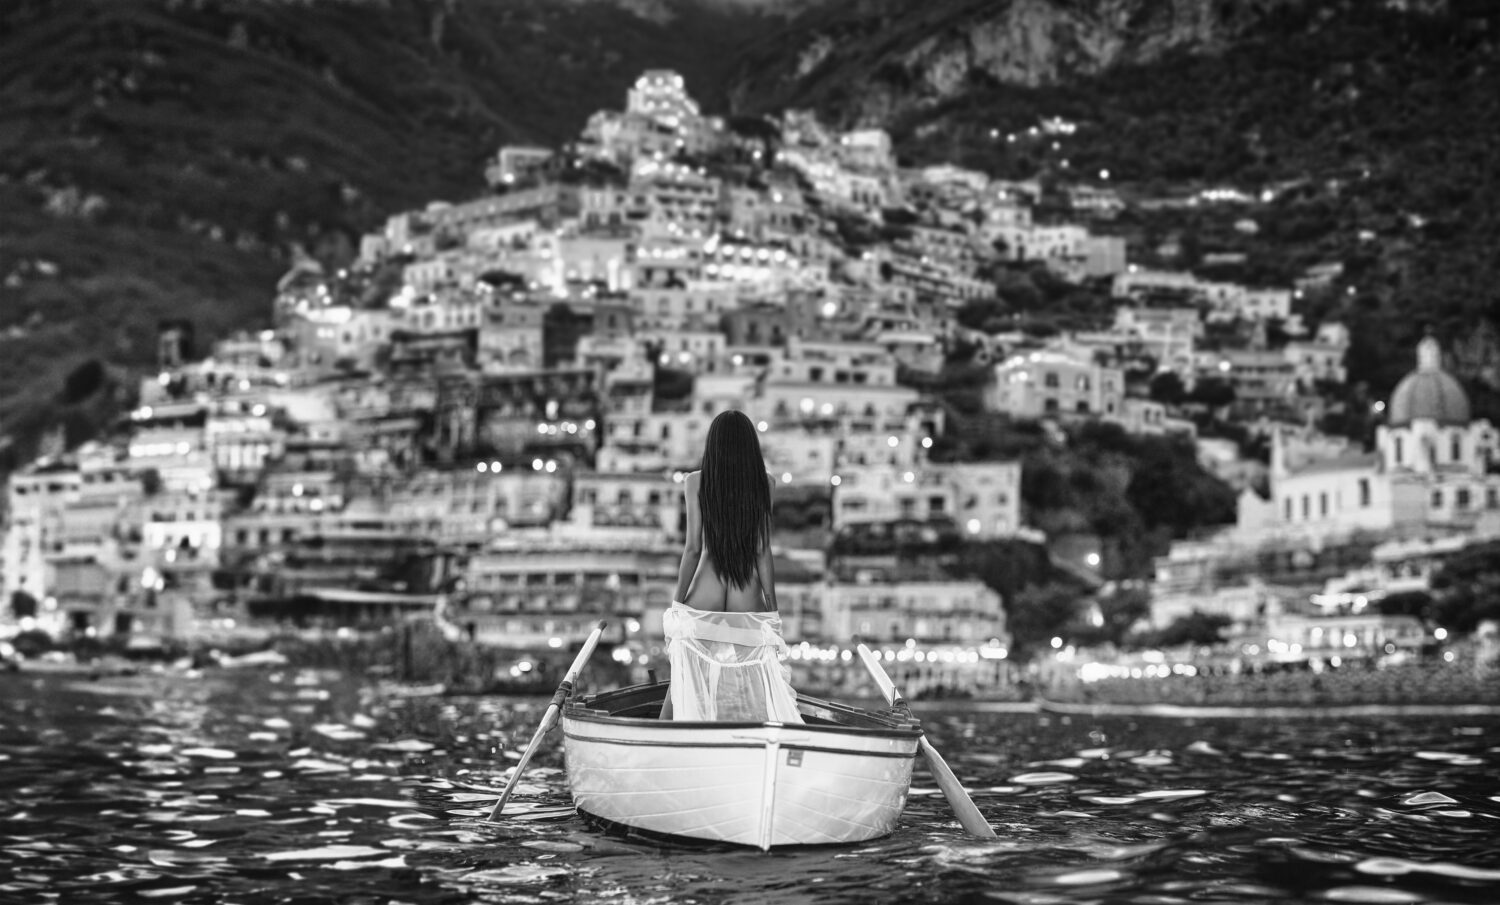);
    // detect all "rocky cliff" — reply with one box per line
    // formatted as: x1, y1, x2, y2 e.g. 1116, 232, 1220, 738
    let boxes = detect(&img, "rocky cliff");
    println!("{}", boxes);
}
728, 0, 1311, 123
